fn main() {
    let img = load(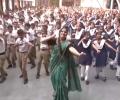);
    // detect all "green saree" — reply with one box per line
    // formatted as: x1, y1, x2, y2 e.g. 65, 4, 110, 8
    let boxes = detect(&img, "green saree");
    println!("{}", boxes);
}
50, 41, 81, 100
